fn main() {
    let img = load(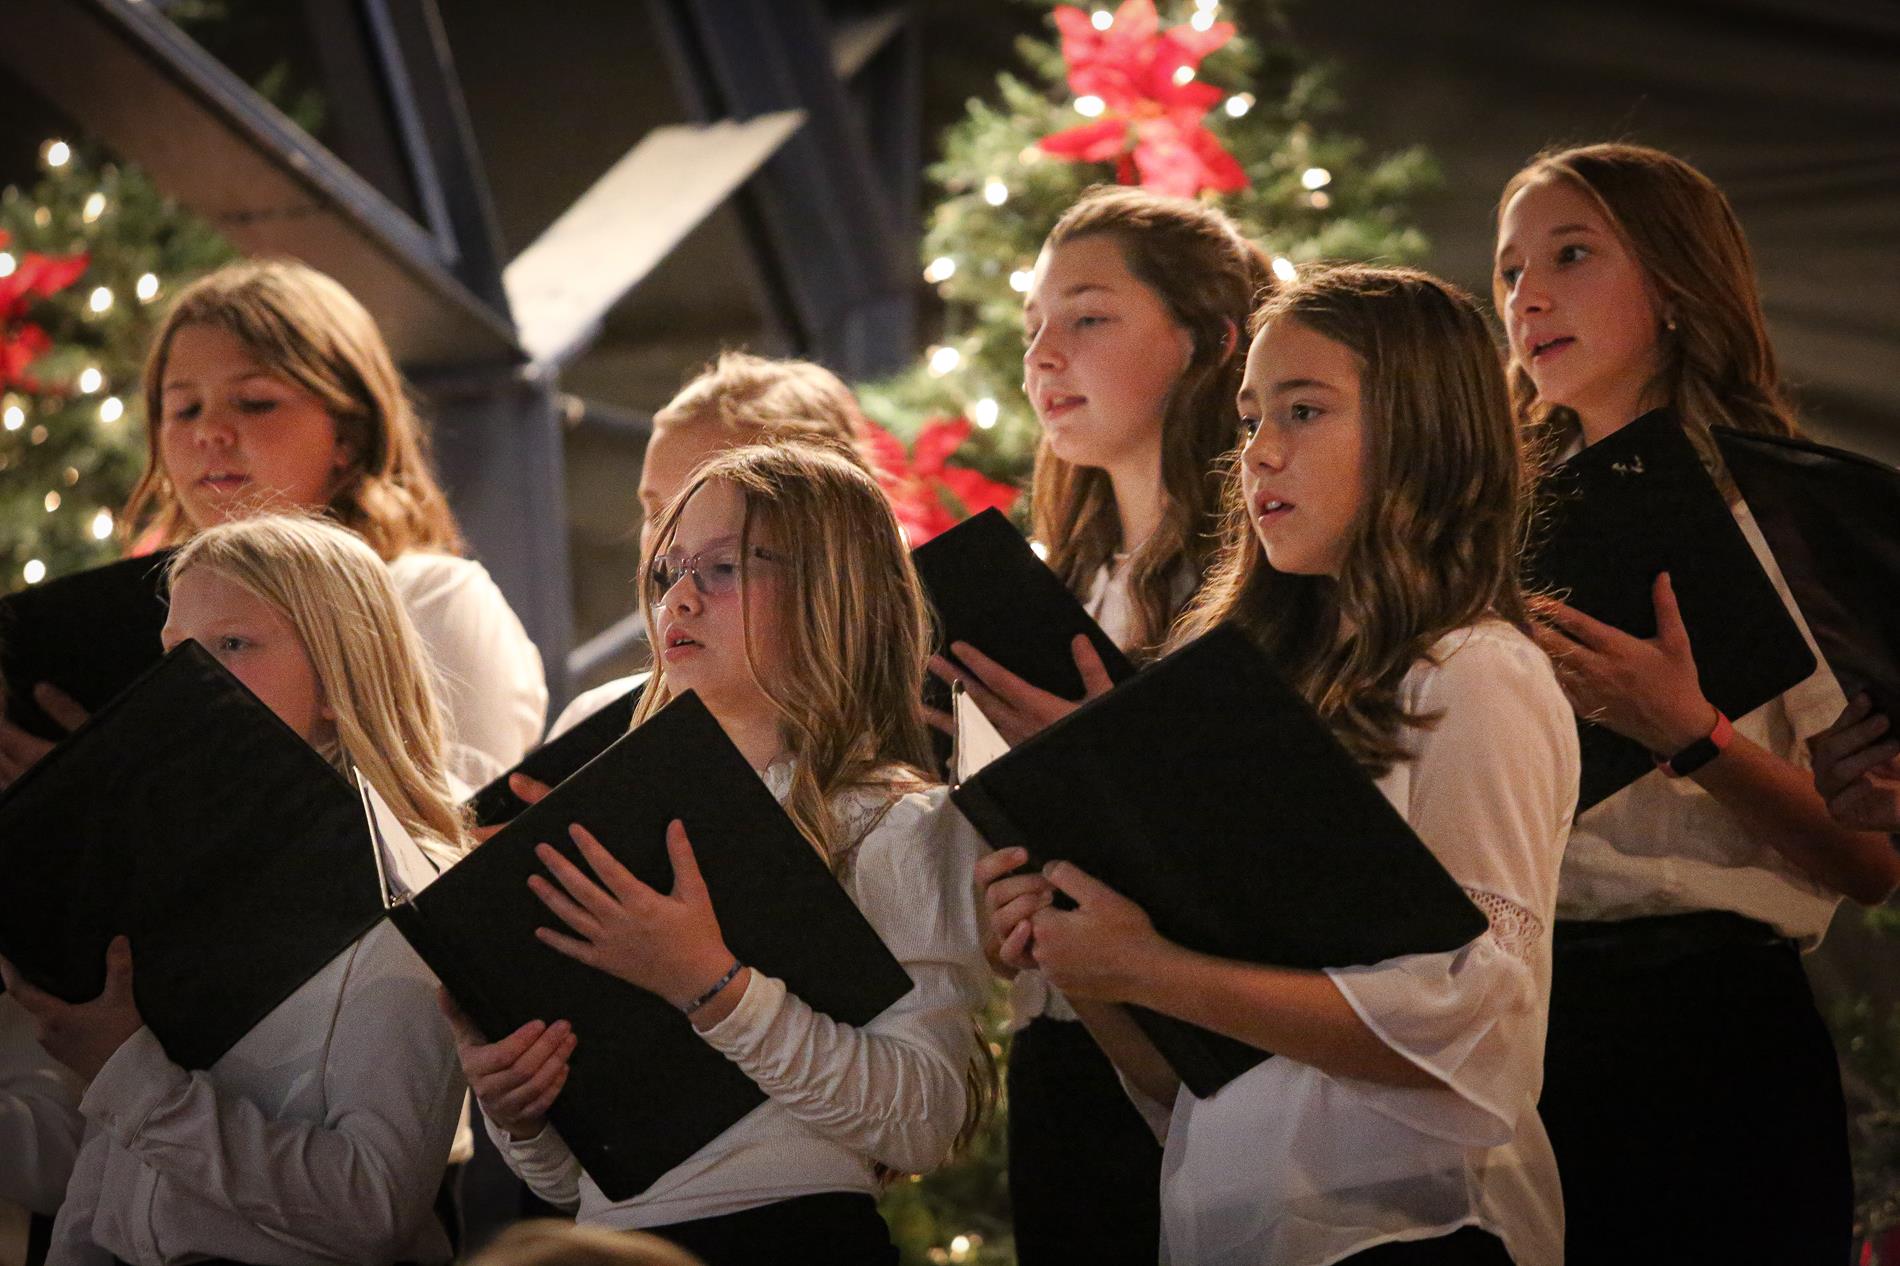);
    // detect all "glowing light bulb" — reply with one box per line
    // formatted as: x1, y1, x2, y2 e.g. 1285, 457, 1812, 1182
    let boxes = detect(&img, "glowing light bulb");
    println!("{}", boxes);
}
92, 509, 115, 540
973, 397, 999, 429
1191, 9, 1215, 30
42, 139, 71, 168
927, 345, 962, 376
1091, 9, 1113, 29
1075, 95, 1106, 118
136, 273, 160, 302
1225, 93, 1254, 118
0, 252, 14, 278
88, 286, 114, 314
99, 396, 125, 424
1009, 268, 1034, 293
1301, 167, 1332, 190
44, 491, 61, 512
78, 366, 103, 394
1271, 256, 1298, 283
82, 192, 107, 222
983, 178, 1009, 207
1172, 65, 1196, 86
924, 256, 957, 284
24, 560, 47, 585
1030, 540, 1050, 560
3, 405, 23, 431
